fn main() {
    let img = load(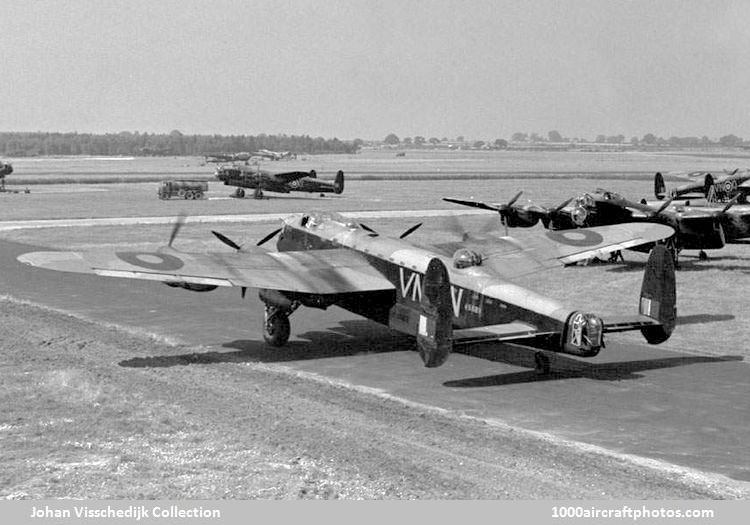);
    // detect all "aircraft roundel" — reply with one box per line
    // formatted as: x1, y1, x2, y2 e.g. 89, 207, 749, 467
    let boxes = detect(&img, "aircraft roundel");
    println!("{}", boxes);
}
545, 229, 604, 246
115, 251, 185, 271
724, 179, 736, 192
